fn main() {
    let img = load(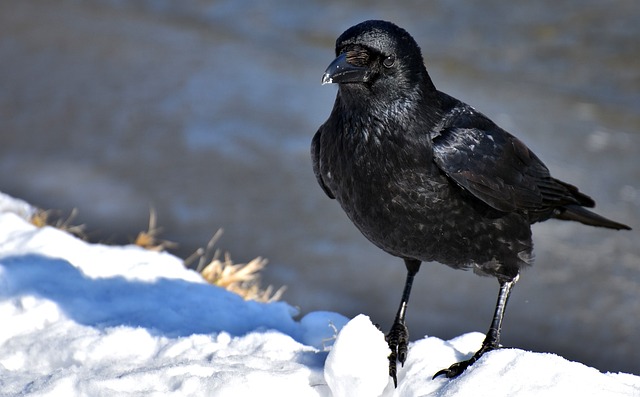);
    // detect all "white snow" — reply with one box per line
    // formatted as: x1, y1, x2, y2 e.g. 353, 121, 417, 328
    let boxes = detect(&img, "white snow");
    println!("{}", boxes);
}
324, 314, 390, 397
0, 191, 638, 396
